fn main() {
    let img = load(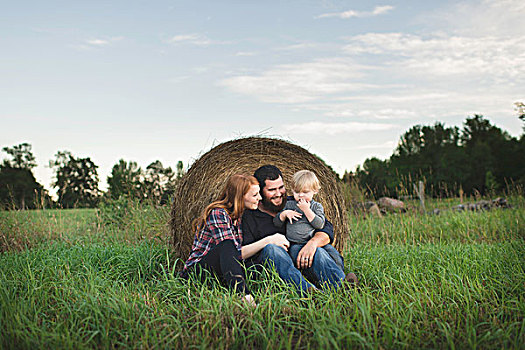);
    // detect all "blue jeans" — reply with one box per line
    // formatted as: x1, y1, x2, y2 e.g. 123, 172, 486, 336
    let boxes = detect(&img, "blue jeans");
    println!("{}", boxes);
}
288, 243, 345, 290
259, 244, 315, 294
319, 243, 345, 271
259, 243, 345, 293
